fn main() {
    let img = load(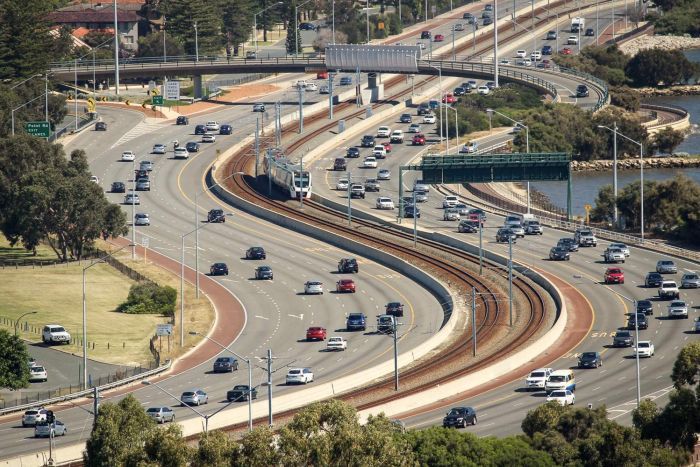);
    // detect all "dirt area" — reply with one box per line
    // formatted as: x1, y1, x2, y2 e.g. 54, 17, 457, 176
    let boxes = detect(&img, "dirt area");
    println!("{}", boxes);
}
178, 84, 281, 116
